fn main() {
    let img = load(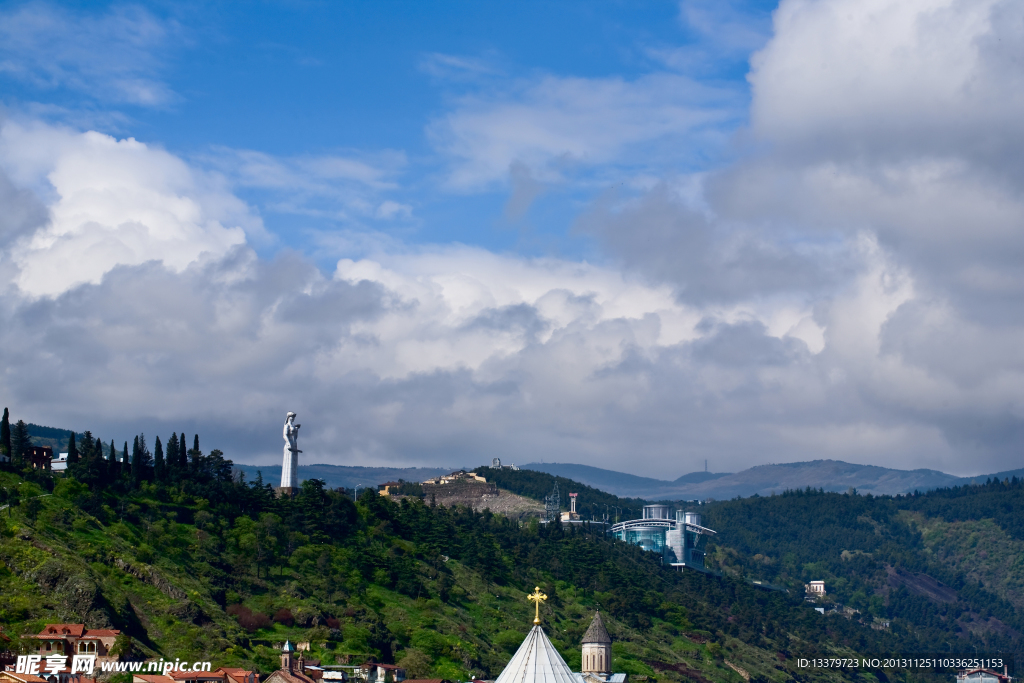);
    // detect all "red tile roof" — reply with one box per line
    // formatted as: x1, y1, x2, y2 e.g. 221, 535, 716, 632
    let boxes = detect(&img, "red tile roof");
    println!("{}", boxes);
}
37, 625, 86, 638
82, 630, 120, 638
165, 672, 225, 681
2, 674, 50, 683
264, 671, 315, 683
